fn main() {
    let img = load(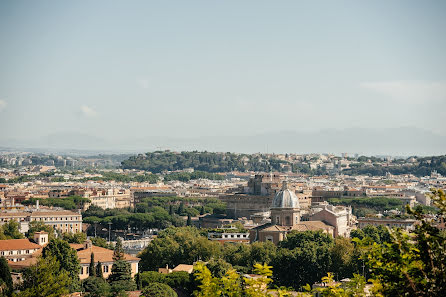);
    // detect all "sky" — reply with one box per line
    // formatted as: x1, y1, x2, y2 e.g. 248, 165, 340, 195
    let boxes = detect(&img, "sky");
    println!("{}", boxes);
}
0, 1, 445, 154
